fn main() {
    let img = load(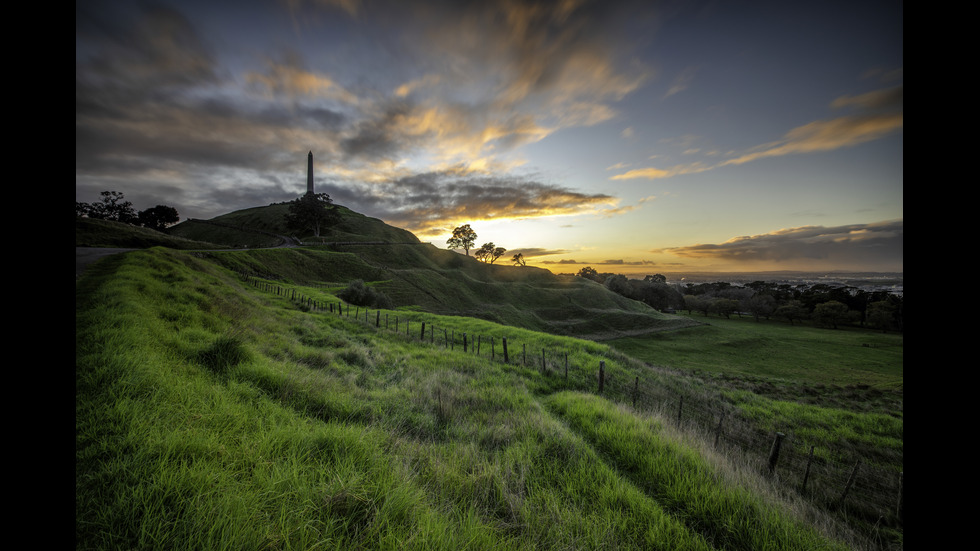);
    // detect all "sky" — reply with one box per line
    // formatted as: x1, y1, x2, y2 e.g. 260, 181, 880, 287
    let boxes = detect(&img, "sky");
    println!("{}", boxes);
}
76, 0, 903, 276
